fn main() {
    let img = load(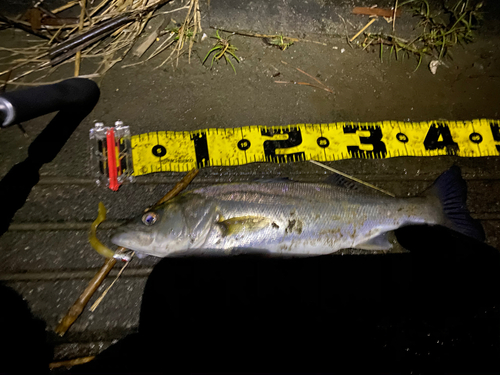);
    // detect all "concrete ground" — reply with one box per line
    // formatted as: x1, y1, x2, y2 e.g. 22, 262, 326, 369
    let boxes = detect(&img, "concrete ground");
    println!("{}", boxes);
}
0, 0, 499, 368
